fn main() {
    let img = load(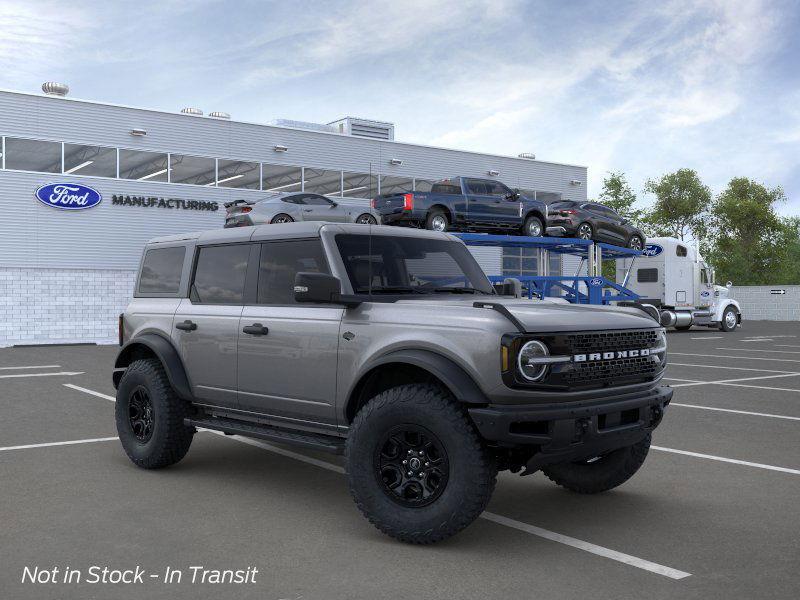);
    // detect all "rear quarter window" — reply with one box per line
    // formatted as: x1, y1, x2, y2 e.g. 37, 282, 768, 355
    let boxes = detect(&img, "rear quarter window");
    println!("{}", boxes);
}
137, 246, 186, 295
